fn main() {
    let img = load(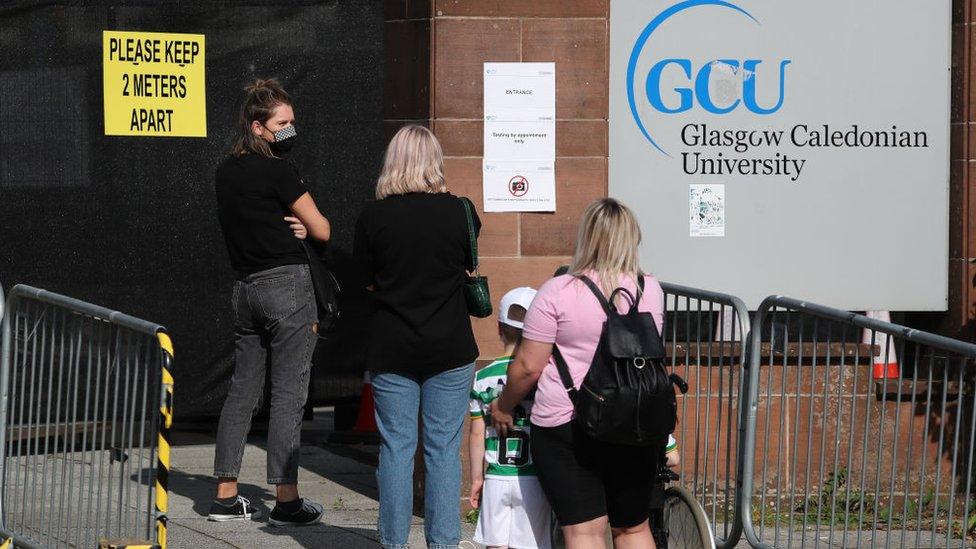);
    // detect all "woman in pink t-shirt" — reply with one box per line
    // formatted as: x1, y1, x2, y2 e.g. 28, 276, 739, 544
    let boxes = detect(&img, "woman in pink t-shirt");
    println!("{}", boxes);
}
491, 198, 665, 549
